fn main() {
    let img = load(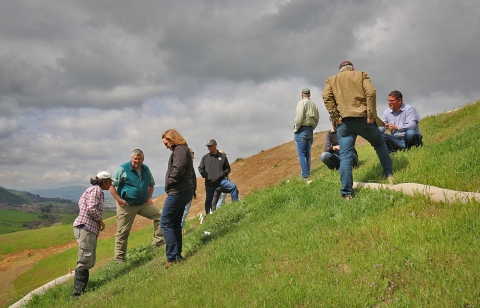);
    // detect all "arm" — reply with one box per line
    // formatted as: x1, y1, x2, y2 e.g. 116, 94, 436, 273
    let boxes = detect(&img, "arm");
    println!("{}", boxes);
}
165, 146, 188, 185
147, 186, 154, 205
109, 167, 128, 206
397, 106, 420, 132
294, 101, 304, 132
86, 187, 105, 231
324, 132, 333, 152
222, 155, 231, 177
378, 110, 387, 133
322, 79, 340, 123
362, 72, 377, 122
198, 156, 206, 178
109, 186, 128, 206
191, 166, 197, 199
